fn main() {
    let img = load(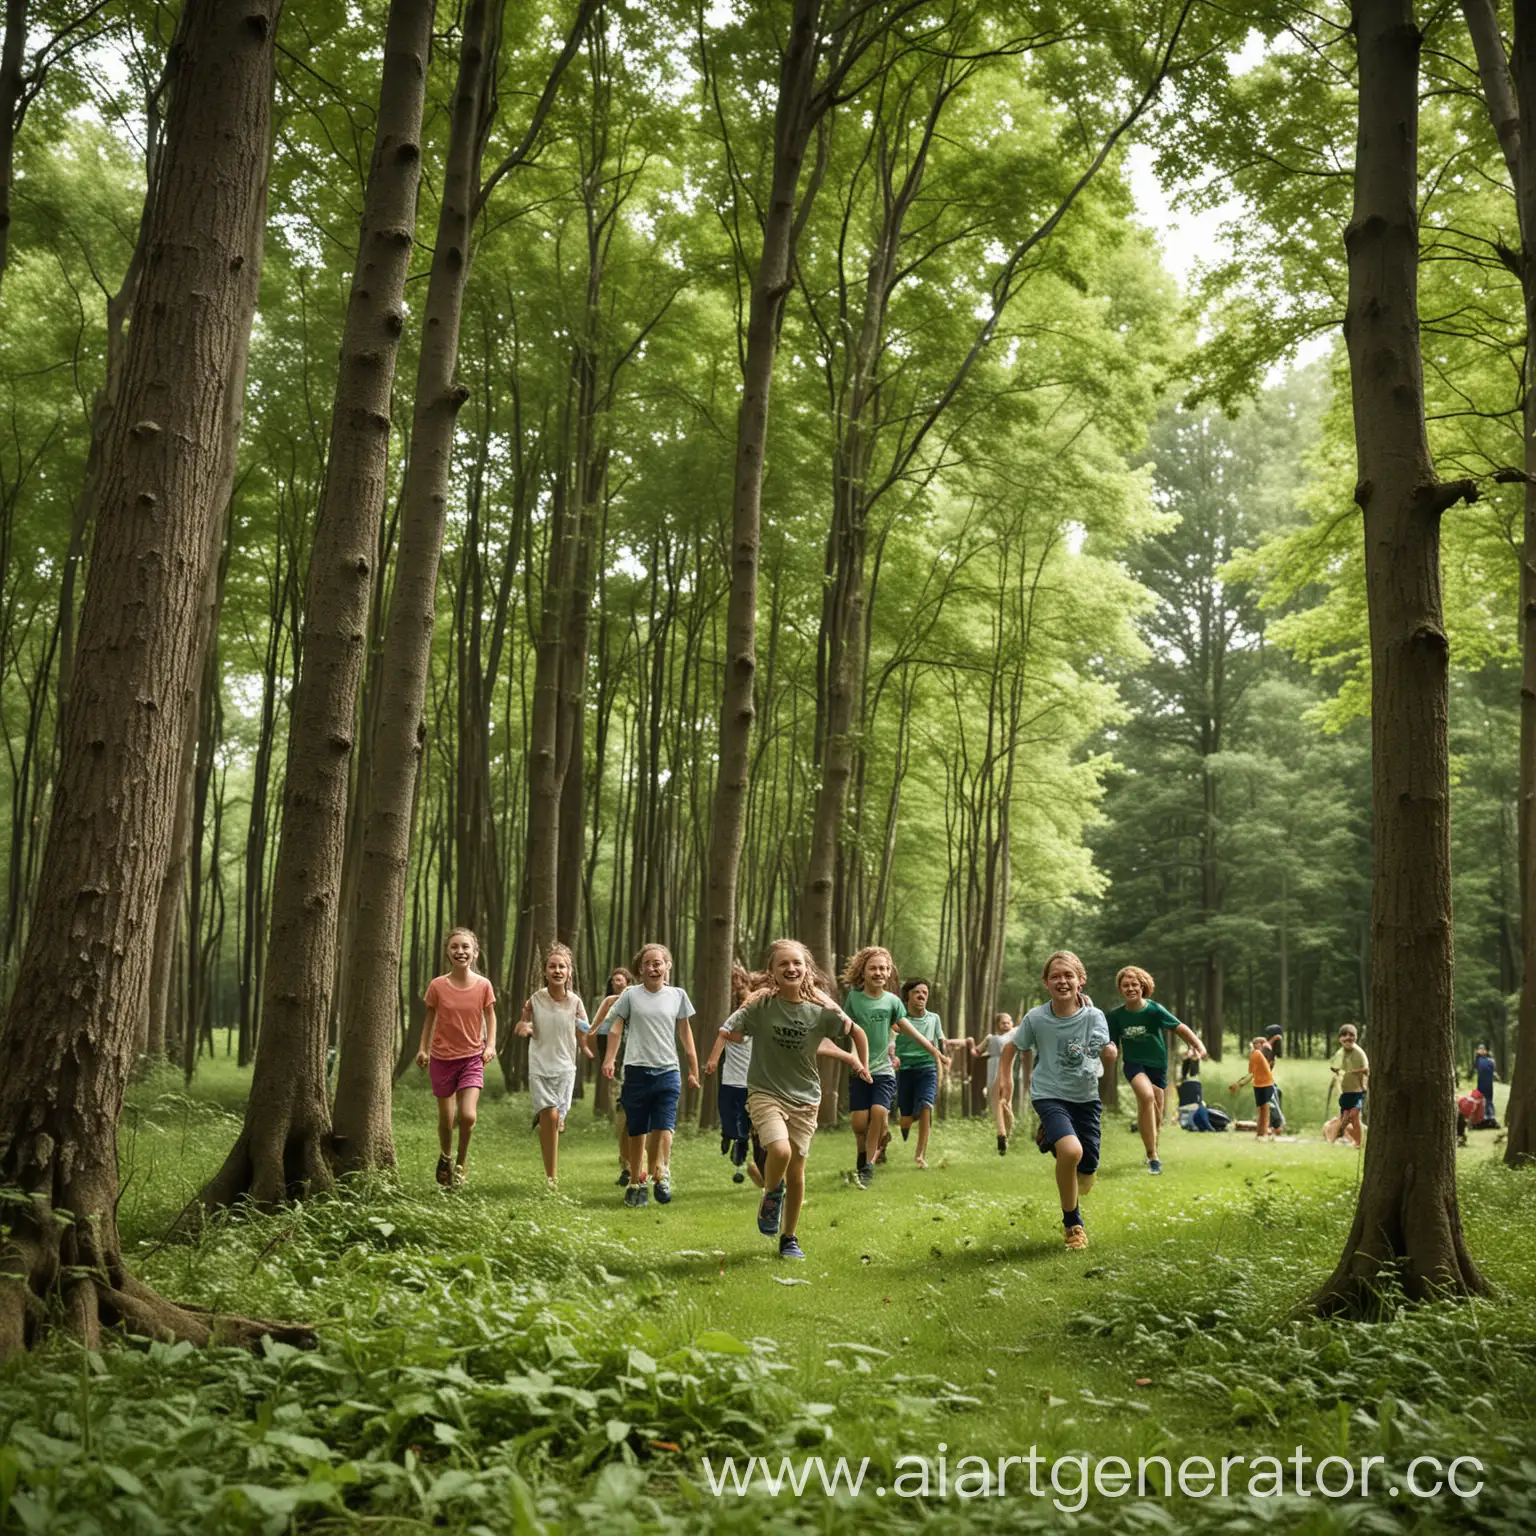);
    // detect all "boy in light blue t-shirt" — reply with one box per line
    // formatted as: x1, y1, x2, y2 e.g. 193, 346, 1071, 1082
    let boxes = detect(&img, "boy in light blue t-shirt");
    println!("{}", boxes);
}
998, 951, 1116, 1252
